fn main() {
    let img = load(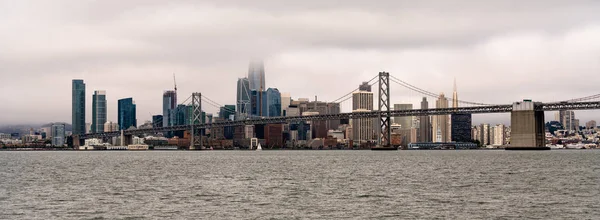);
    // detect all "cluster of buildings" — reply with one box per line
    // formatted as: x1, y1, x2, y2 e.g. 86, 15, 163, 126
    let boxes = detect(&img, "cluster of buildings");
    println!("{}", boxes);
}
72, 80, 137, 136
0, 123, 67, 147
121, 62, 489, 149
6, 61, 599, 151
545, 112, 599, 148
